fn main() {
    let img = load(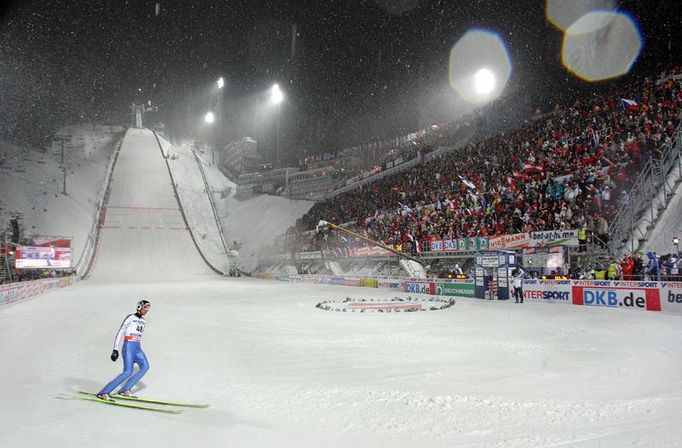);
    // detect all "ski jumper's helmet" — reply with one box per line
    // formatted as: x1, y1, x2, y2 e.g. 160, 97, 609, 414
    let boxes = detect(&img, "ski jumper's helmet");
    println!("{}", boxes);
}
137, 299, 151, 311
